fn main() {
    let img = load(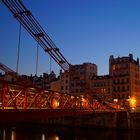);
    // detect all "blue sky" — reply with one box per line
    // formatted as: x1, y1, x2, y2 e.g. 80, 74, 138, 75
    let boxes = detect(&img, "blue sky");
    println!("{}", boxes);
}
1, 0, 140, 76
